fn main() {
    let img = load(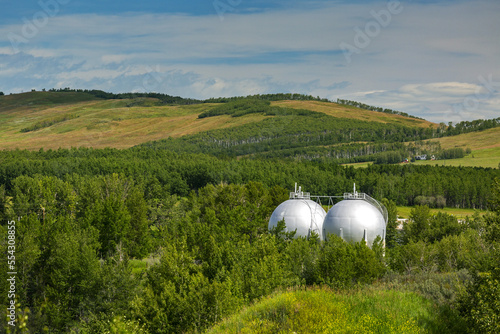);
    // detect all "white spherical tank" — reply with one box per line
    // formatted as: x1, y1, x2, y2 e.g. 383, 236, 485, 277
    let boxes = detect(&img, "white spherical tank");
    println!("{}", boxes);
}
268, 185, 326, 239
323, 197, 386, 247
